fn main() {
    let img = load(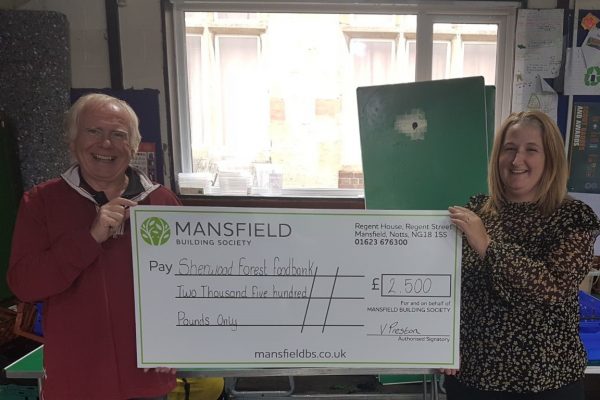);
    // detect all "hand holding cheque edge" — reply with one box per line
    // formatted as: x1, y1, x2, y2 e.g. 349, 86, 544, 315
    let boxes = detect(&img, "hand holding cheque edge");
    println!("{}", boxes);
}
448, 205, 491, 259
